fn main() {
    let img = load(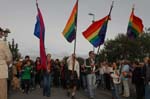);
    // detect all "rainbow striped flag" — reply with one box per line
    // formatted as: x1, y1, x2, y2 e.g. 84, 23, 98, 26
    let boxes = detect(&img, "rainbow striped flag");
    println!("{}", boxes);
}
127, 8, 143, 39
82, 15, 110, 47
62, 0, 78, 43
